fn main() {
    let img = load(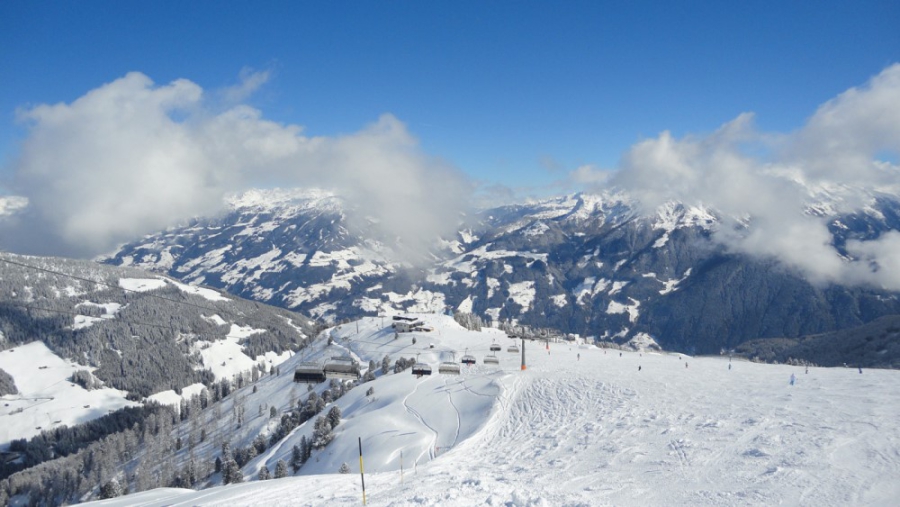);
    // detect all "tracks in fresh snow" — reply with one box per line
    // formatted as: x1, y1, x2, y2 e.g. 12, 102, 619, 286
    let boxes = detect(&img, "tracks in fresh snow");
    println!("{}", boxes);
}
402, 378, 438, 464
